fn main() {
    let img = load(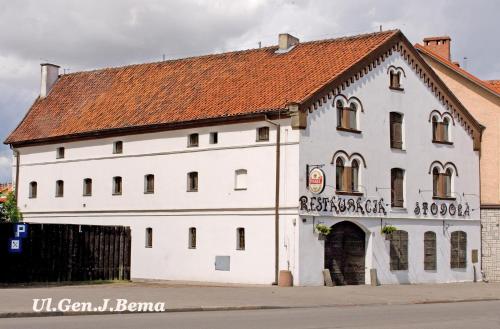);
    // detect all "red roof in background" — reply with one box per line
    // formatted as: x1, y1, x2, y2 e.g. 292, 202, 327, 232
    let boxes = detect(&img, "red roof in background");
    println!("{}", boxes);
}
0, 183, 13, 203
415, 44, 500, 98
5, 30, 399, 145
